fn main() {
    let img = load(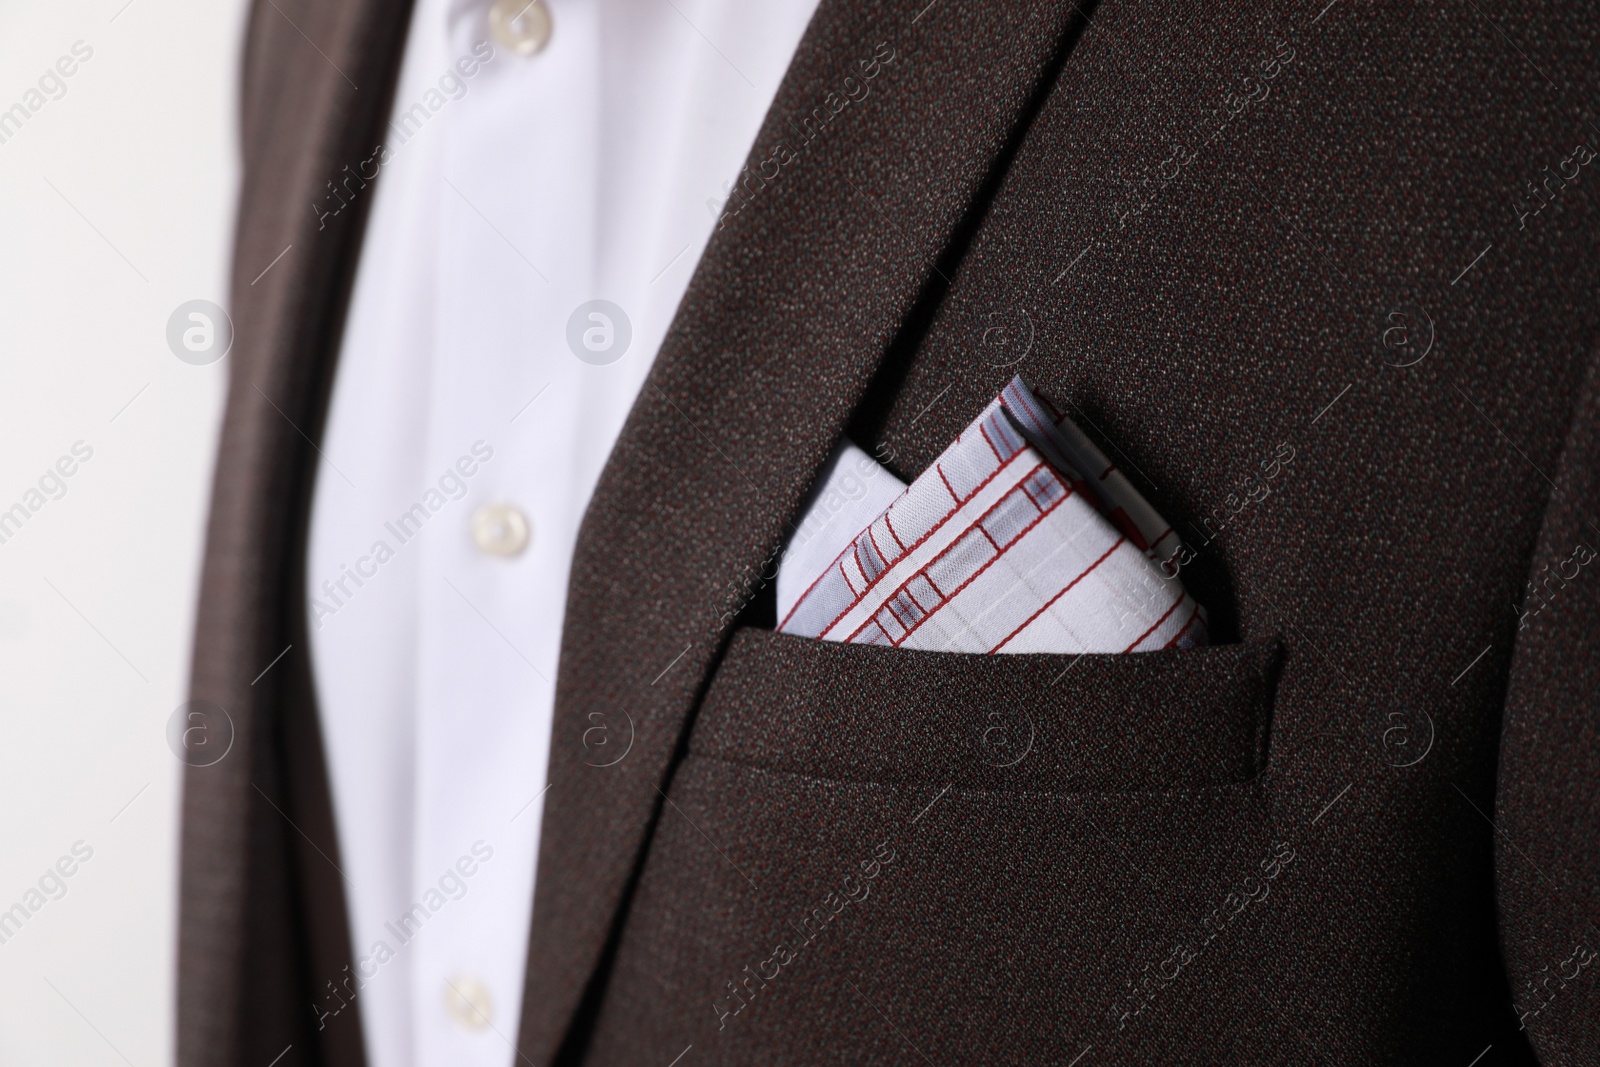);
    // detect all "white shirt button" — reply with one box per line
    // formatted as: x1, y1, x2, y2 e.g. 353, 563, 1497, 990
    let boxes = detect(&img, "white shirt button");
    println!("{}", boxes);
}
471, 503, 531, 557
488, 0, 552, 56
443, 975, 494, 1029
